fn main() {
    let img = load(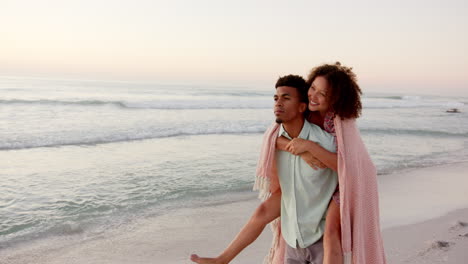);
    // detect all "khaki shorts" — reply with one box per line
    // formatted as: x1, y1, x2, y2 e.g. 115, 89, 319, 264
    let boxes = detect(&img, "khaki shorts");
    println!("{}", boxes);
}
284, 237, 324, 264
